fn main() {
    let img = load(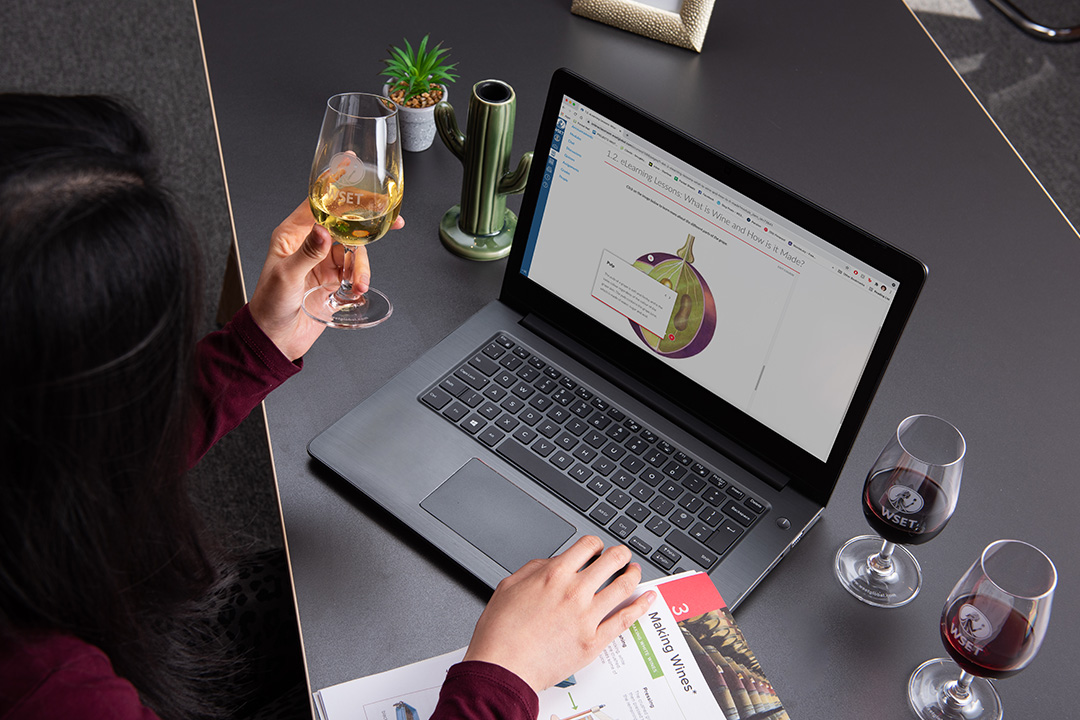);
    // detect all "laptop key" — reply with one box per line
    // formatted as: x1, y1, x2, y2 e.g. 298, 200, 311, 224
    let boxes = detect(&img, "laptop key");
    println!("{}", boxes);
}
555, 432, 578, 450
589, 502, 617, 526
569, 463, 592, 483
572, 445, 597, 463
704, 521, 743, 556
648, 496, 675, 516
587, 477, 612, 496
583, 430, 607, 449
626, 502, 650, 523
723, 500, 755, 527
745, 497, 766, 514
536, 420, 560, 438
482, 342, 506, 359
609, 517, 636, 539
460, 414, 486, 434
496, 440, 596, 513
501, 396, 524, 413
628, 536, 652, 556
421, 387, 453, 410
607, 489, 631, 509
609, 470, 635, 489
478, 402, 501, 420
483, 384, 508, 402
605, 424, 630, 443
665, 531, 718, 569
646, 515, 672, 537
698, 507, 724, 527
532, 438, 556, 457
679, 495, 704, 514
500, 355, 523, 371
644, 449, 666, 467
478, 427, 505, 447
651, 546, 679, 571
519, 409, 542, 427
442, 402, 468, 422
670, 510, 695, 530
459, 390, 483, 408
663, 461, 687, 480
591, 457, 616, 477
640, 469, 664, 487
496, 414, 520, 431
440, 376, 469, 397
551, 451, 574, 470
620, 456, 646, 474
565, 419, 589, 436
469, 353, 500, 376
454, 365, 487, 390
587, 411, 611, 430
512, 426, 537, 445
